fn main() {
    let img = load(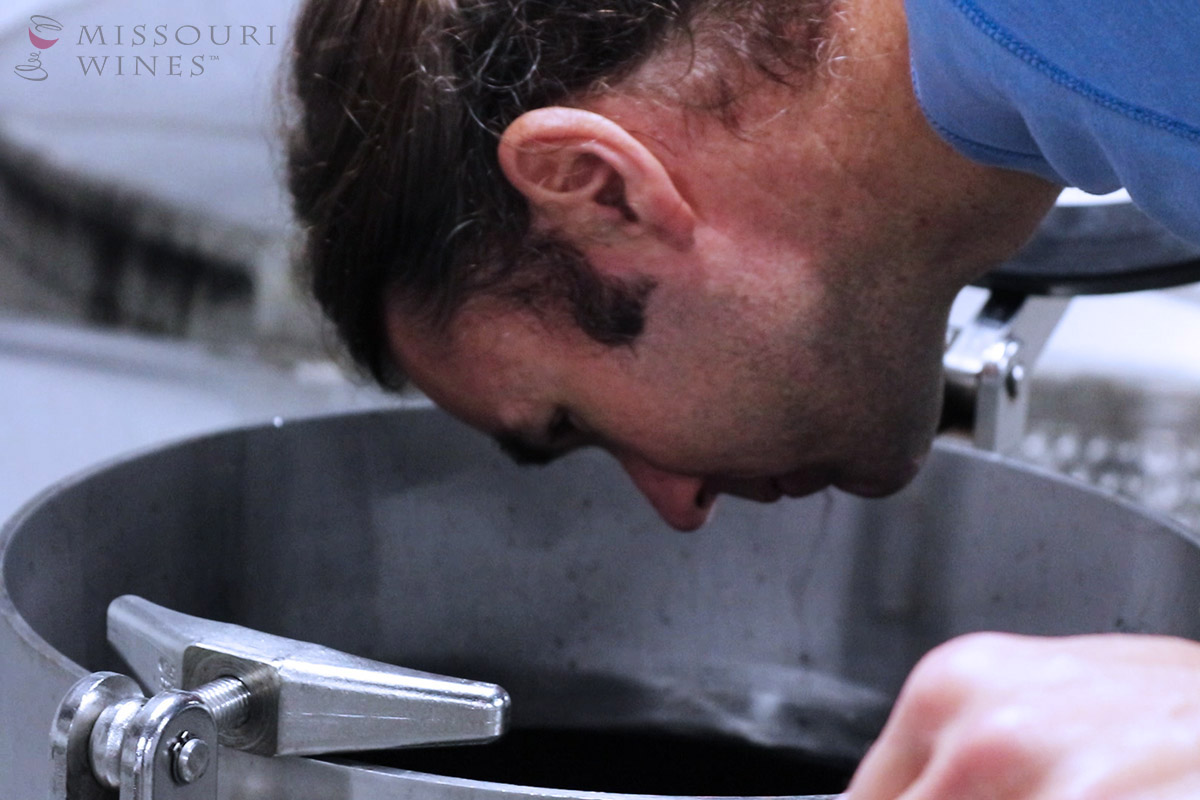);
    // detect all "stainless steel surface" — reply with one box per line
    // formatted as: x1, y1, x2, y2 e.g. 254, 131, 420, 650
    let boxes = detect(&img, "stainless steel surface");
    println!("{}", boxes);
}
7, 407, 1200, 800
108, 595, 510, 755
944, 293, 1069, 452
